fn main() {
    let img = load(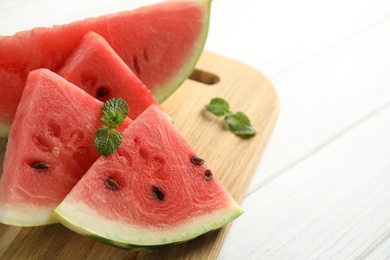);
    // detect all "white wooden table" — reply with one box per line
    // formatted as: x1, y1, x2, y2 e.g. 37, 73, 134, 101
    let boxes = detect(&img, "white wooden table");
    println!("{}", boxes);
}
1, 0, 390, 259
